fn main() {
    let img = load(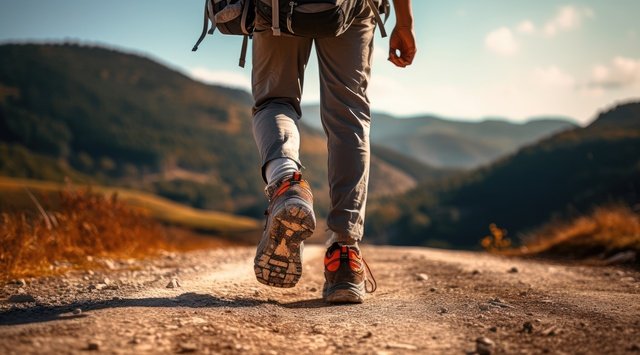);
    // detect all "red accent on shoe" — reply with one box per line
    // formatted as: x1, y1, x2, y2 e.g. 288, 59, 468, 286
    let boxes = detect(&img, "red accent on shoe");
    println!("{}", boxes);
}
348, 249, 364, 272
325, 248, 341, 272
324, 243, 378, 295
270, 173, 311, 201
